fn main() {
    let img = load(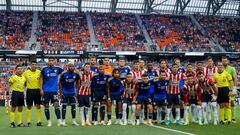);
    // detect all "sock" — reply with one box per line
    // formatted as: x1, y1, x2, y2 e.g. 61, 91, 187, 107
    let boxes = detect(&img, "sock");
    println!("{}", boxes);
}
184, 106, 189, 123
191, 104, 196, 121
231, 106, 236, 120
180, 108, 184, 119
126, 105, 129, 120
161, 108, 166, 121
131, 104, 136, 120
136, 112, 140, 120
55, 107, 61, 120
10, 112, 15, 123
115, 106, 119, 119
176, 108, 180, 121
71, 105, 76, 119
207, 102, 212, 121
197, 105, 202, 123
26, 108, 31, 123
118, 111, 123, 119
85, 107, 90, 122
91, 107, 94, 122
62, 105, 67, 120
17, 111, 22, 125
80, 107, 85, 123
100, 104, 106, 121
158, 109, 162, 121
93, 105, 99, 121
107, 112, 112, 120
140, 109, 144, 120
166, 108, 171, 121
211, 102, 218, 122
36, 108, 41, 123
219, 108, 224, 122
202, 102, 207, 123
44, 108, 50, 120
153, 110, 157, 121
148, 112, 153, 120
226, 108, 232, 122
123, 103, 127, 121
172, 108, 176, 119
144, 107, 148, 120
